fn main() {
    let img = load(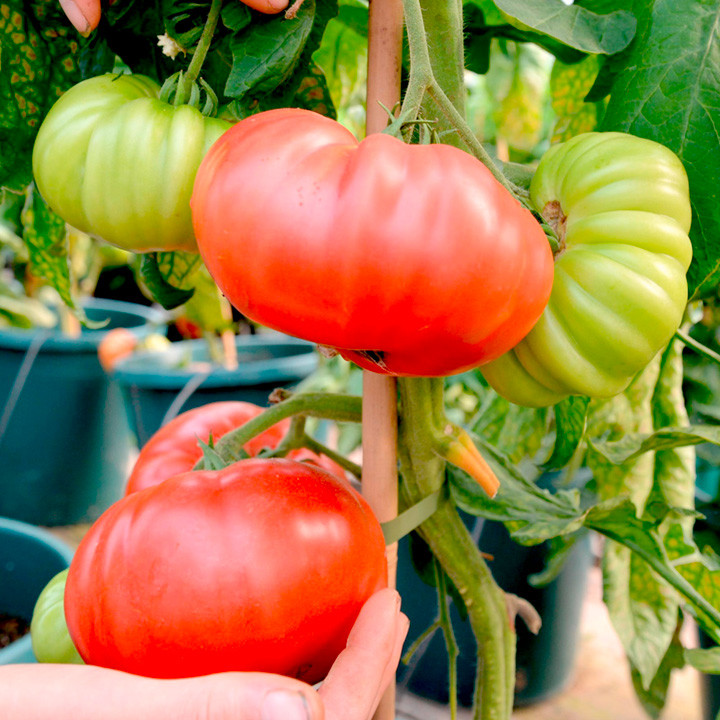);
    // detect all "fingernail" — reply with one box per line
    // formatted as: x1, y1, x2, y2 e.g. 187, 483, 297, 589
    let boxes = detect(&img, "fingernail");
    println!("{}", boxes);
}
261, 690, 310, 720
59, 0, 90, 33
